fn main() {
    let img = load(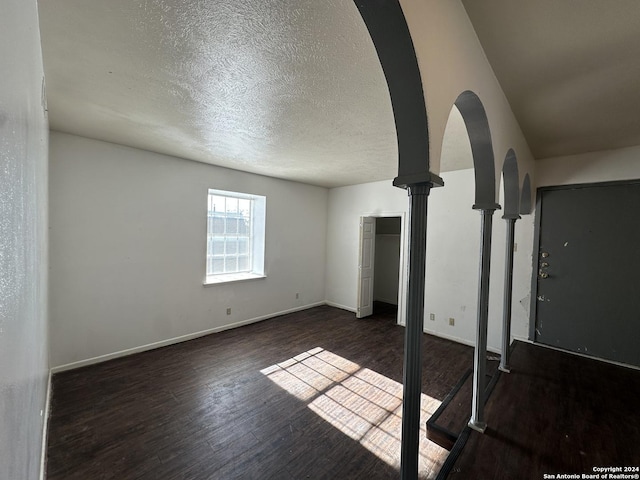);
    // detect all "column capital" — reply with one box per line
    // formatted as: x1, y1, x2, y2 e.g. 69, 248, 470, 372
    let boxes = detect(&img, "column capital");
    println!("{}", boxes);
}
473, 203, 501, 211
406, 184, 432, 196
393, 172, 444, 189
